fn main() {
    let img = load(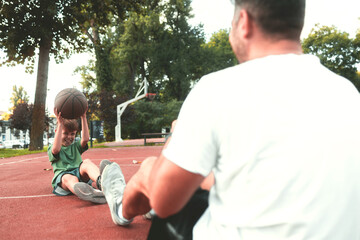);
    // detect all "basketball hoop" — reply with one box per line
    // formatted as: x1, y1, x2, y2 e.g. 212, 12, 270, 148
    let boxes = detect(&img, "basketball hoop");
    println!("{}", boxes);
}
146, 93, 156, 101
